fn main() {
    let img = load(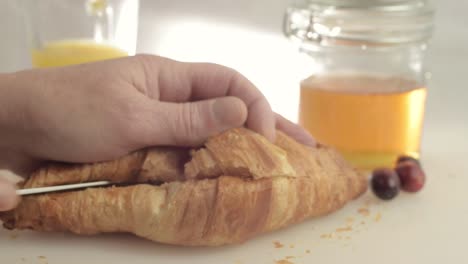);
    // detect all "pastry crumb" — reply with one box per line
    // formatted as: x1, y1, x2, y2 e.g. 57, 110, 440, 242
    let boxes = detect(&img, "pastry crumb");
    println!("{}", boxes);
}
38, 256, 48, 264
275, 259, 294, 264
360, 221, 366, 225
289, 244, 295, 248
346, 217, 355, 224
320, 232, 335, 239
273, 241, 284, 248
305, 249, 311, 254
336, 226, 353, 232
374, 212, 382, 222
285, 256, 295, 260
358, 208, 370, 216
